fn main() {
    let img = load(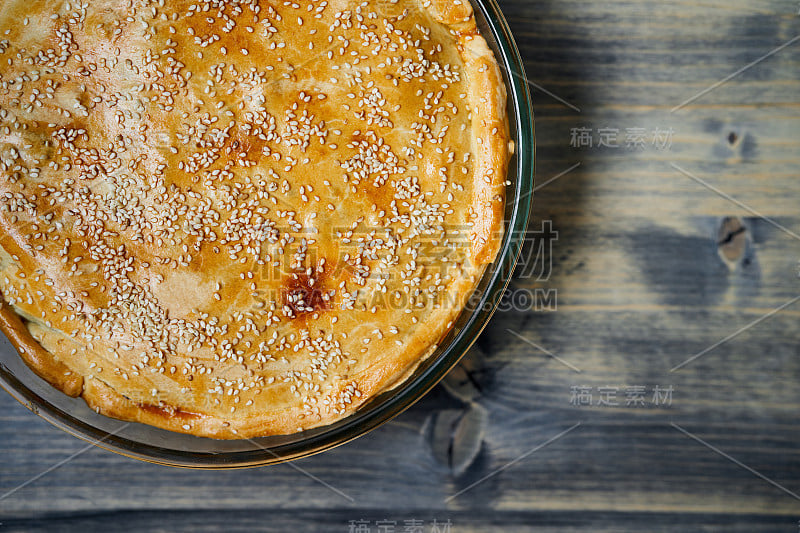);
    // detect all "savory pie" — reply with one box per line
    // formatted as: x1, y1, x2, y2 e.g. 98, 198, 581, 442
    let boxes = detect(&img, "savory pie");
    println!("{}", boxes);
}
0, 0, 509, 438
